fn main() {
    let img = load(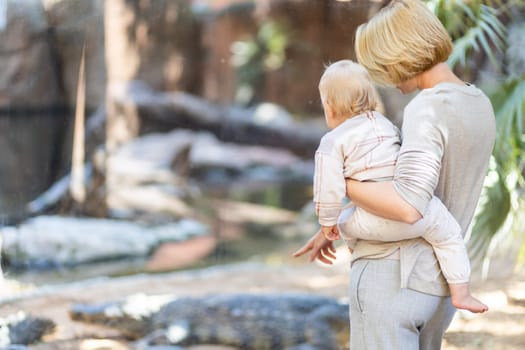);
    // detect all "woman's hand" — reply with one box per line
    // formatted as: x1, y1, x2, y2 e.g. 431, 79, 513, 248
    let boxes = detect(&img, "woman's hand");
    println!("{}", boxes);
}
293, 229, 337, 264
